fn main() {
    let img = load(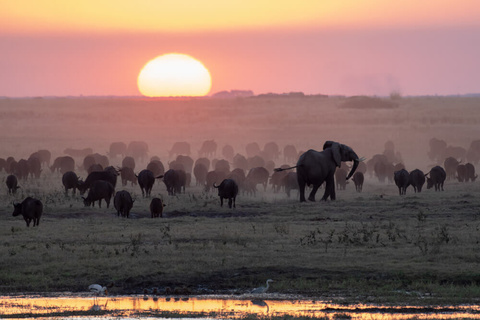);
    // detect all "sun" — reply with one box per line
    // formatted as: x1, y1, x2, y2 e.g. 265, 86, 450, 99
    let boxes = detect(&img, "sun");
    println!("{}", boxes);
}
137, 53, 212, 97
